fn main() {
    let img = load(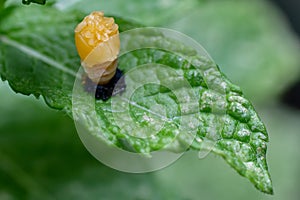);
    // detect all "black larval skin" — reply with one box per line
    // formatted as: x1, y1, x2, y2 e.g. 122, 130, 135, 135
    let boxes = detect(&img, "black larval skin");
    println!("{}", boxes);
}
22, 0, 46, 5
84, 68, 126, 101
